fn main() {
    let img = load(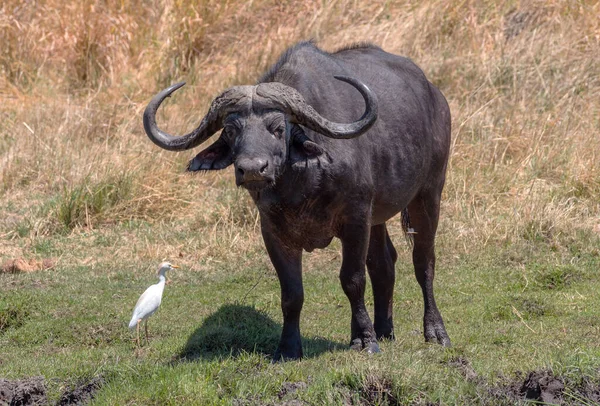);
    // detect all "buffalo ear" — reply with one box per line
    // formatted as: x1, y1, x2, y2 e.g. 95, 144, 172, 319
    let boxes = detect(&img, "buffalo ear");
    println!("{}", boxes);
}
298, 139, 324, 157
290, 125, 324, 158
187, 135, 233, 171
